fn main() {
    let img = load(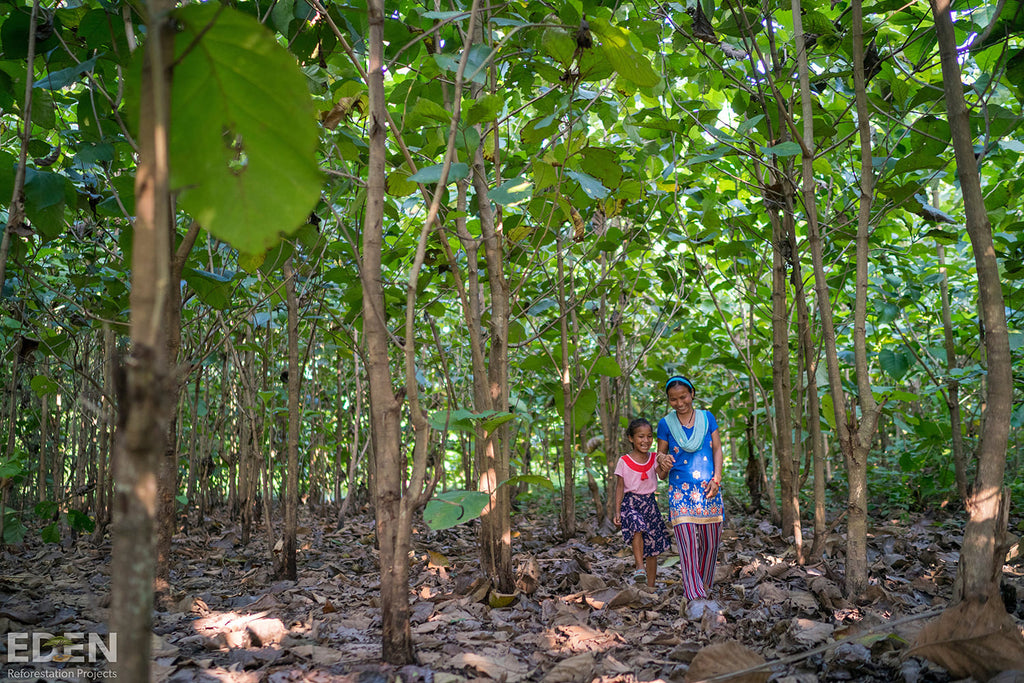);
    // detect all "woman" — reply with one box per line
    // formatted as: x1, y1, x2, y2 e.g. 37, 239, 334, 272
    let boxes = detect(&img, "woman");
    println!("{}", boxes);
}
655, 376, 724, 612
